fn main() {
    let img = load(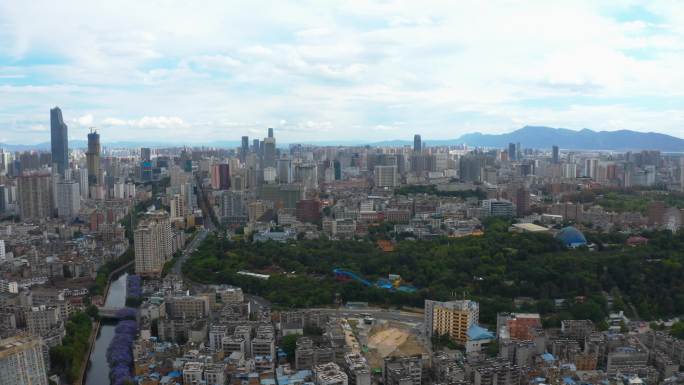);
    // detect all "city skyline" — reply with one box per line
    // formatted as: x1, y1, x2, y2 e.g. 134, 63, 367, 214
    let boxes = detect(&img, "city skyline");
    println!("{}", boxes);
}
2, 3, 684, 385
2, 1, 684, 144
